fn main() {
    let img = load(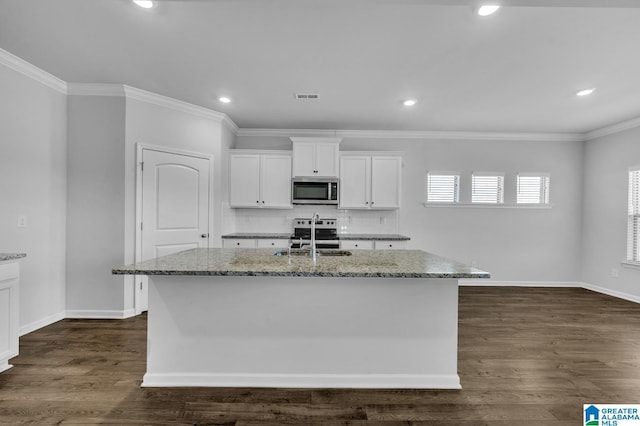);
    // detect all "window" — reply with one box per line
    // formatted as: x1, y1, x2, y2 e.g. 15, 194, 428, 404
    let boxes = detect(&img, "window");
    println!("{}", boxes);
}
627, 169, 640, 263
472, 173, 504, 204
517, 173, 550, 204
427, 172, 460, 203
